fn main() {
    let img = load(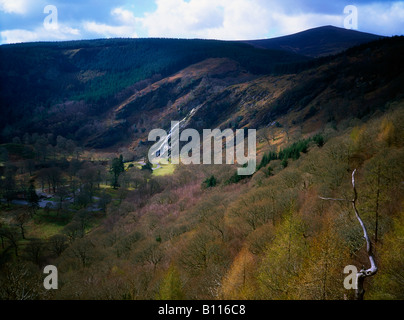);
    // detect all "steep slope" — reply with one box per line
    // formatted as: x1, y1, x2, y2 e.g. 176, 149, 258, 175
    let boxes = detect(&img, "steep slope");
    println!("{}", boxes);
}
88, 36, 404, 153
86, 57, 257, 148
0, 38, 309, 144
0, 30, 401, 153
243, 26, 384, 57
